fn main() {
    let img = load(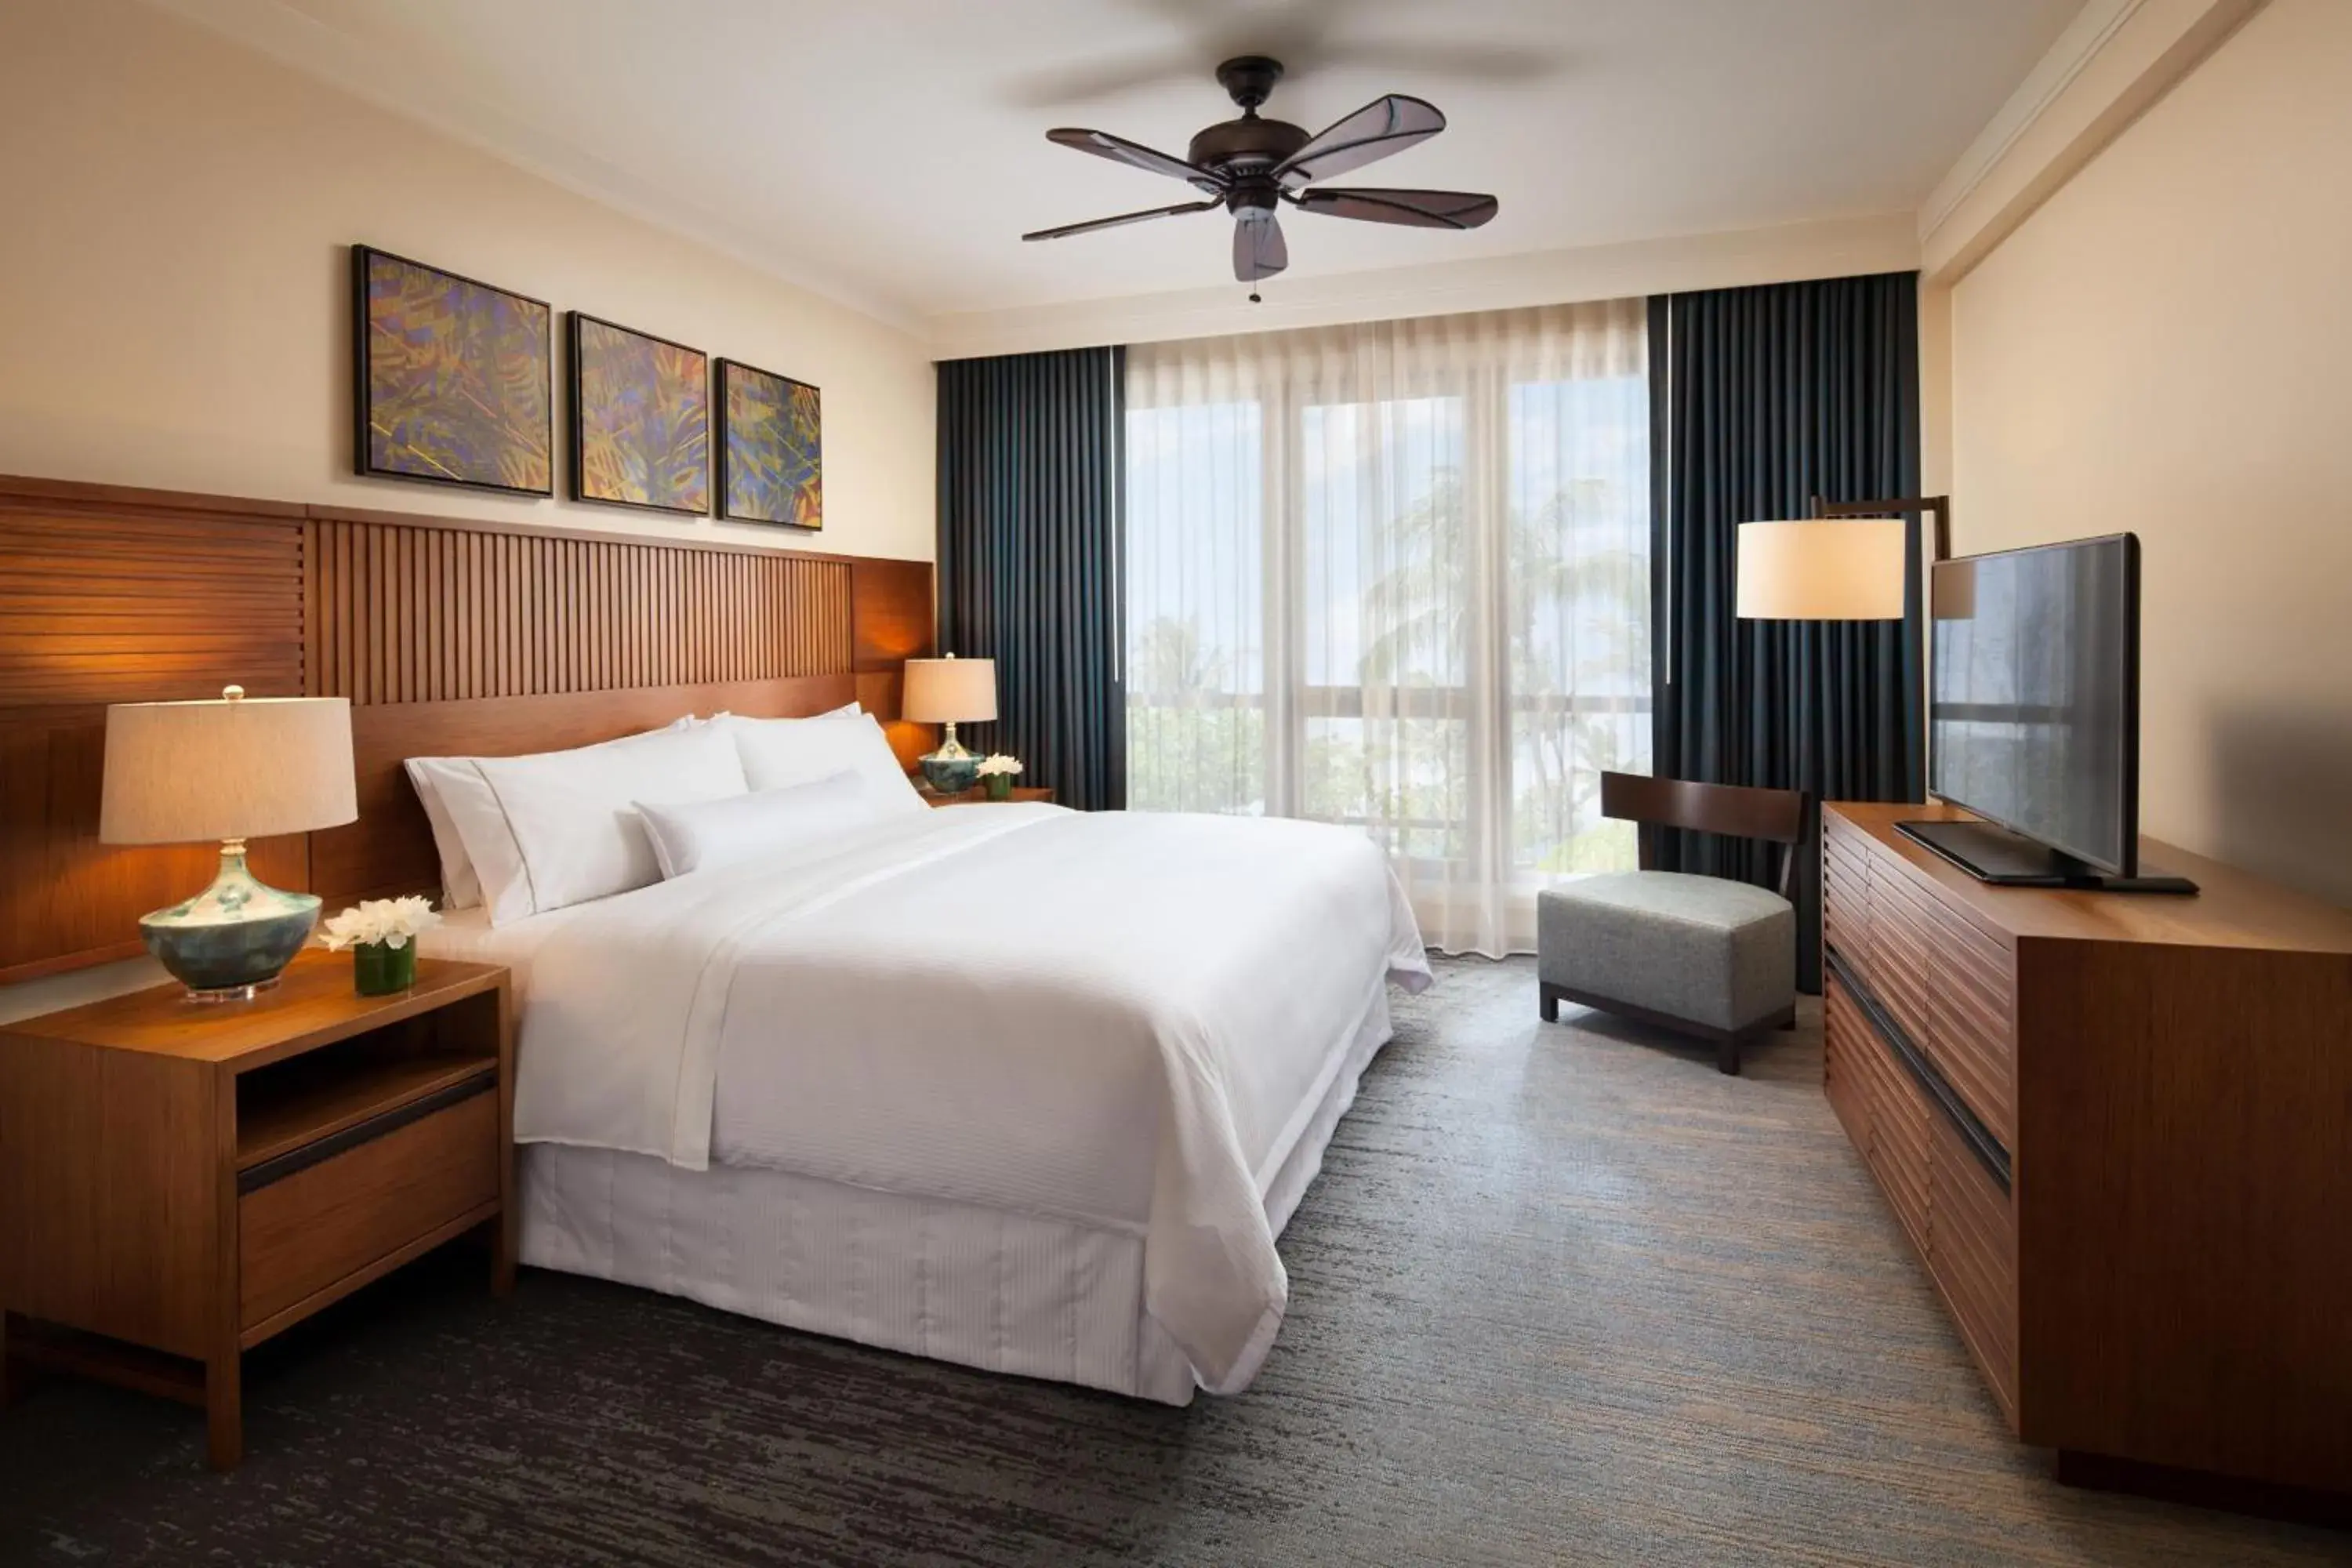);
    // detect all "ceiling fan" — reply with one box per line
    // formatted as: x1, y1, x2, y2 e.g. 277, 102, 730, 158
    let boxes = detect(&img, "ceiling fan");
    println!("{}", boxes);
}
1022, 56, 1498, 292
